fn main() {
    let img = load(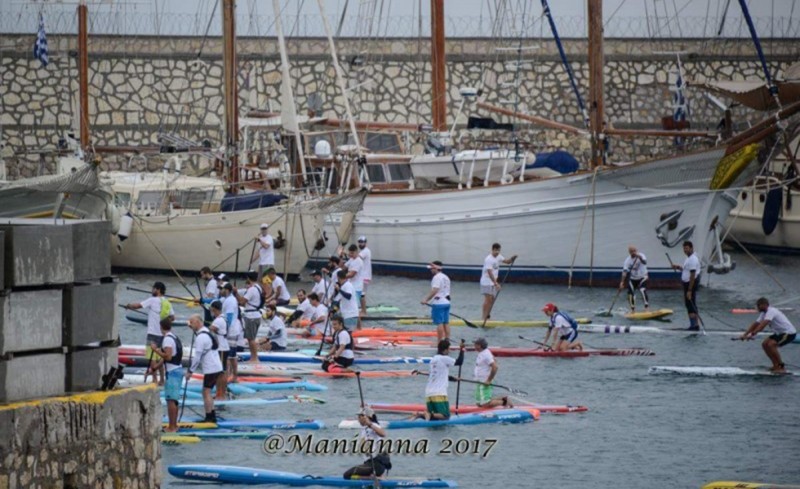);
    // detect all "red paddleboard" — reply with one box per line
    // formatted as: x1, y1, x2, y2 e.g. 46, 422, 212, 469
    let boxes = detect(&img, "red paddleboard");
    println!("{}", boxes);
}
491, 348, 654, 357
311, 370, 416, 378
369, 403, 587, 415
302, 329, 438, 339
